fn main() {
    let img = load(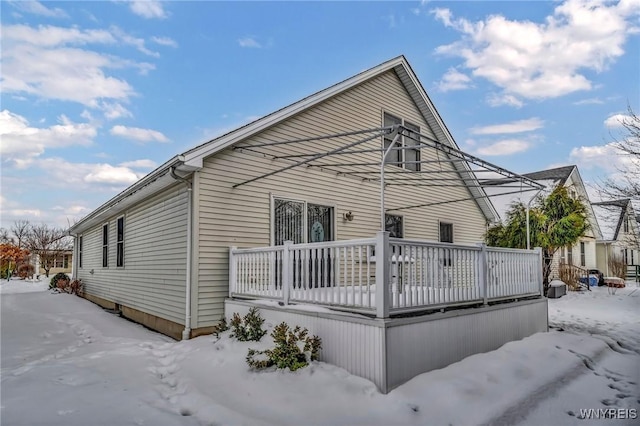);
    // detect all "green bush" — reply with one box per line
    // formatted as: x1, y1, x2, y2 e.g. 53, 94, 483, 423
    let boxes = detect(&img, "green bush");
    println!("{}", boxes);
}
50, 272, 70, 289
230, 307, 266, 341
246, 322, 322, 371
211, 316, 229, 338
